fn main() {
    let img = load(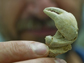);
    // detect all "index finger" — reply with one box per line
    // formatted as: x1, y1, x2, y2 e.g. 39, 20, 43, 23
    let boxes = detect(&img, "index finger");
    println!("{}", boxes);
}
0, 41, 49, 63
